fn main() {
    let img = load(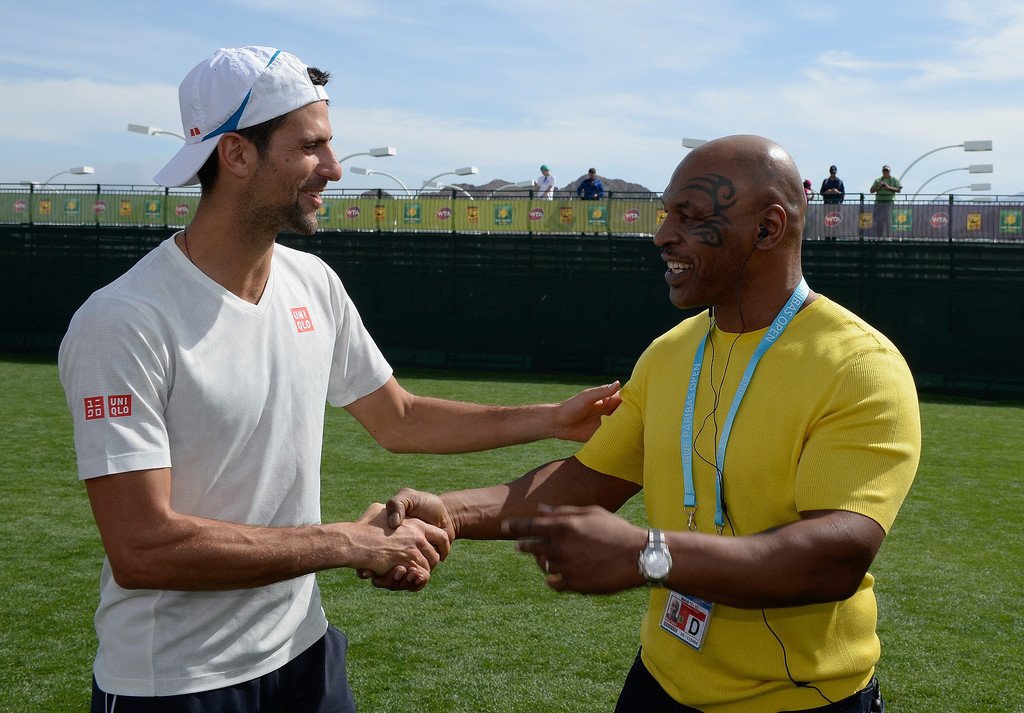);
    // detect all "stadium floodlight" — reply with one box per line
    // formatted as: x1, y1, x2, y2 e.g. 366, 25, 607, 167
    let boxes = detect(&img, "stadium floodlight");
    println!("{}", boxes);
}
899, 140, 993, 182
423, 166, 479, 188
913, 165, 994, 200
338, 147, 397, 163
127, 123, 186, 140
349, 166, 413, 196
488, 180, 535, 197
425, 181, 475, 199
937, 183, 991, 196
41, 166, 96, 185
